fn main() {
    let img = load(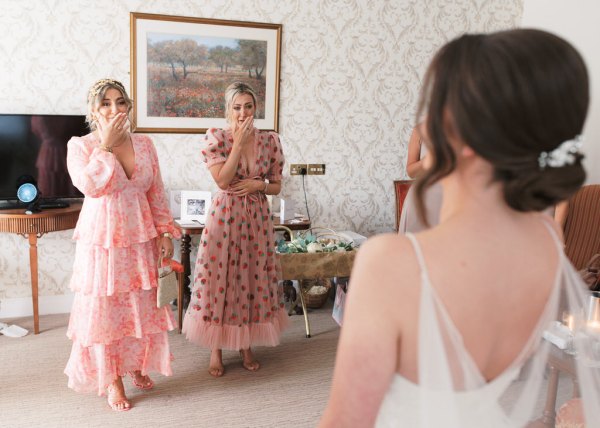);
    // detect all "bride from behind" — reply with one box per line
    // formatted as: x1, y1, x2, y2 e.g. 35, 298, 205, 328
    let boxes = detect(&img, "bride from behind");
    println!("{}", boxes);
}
320, 29, 600, 427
